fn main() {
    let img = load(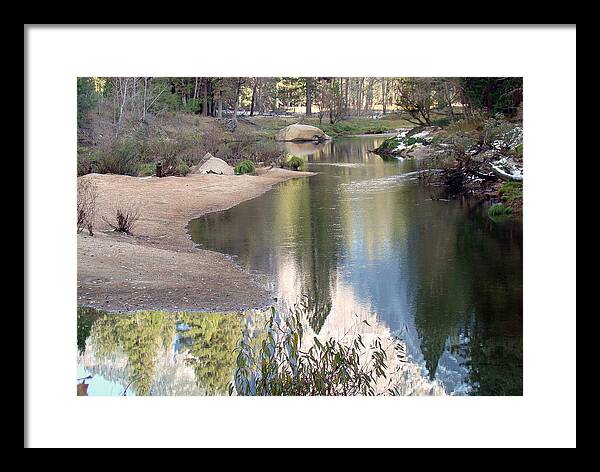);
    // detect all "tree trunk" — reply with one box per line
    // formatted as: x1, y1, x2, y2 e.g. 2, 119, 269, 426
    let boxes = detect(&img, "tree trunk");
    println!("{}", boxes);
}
233, 79, 241, 125
306, 77, 313, 116
344, 78, 349, 115
250, 78, 258, 117
142, 78, 148, 121
382, 78, 387, 115
202, 79, 208, 117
